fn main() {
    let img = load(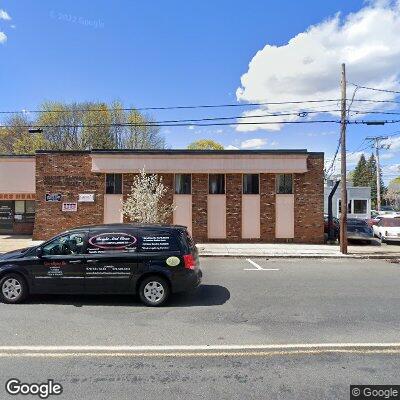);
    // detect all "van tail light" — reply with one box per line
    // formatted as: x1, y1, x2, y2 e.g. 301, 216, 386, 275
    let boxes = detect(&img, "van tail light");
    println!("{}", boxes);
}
183, 254, 196, 270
